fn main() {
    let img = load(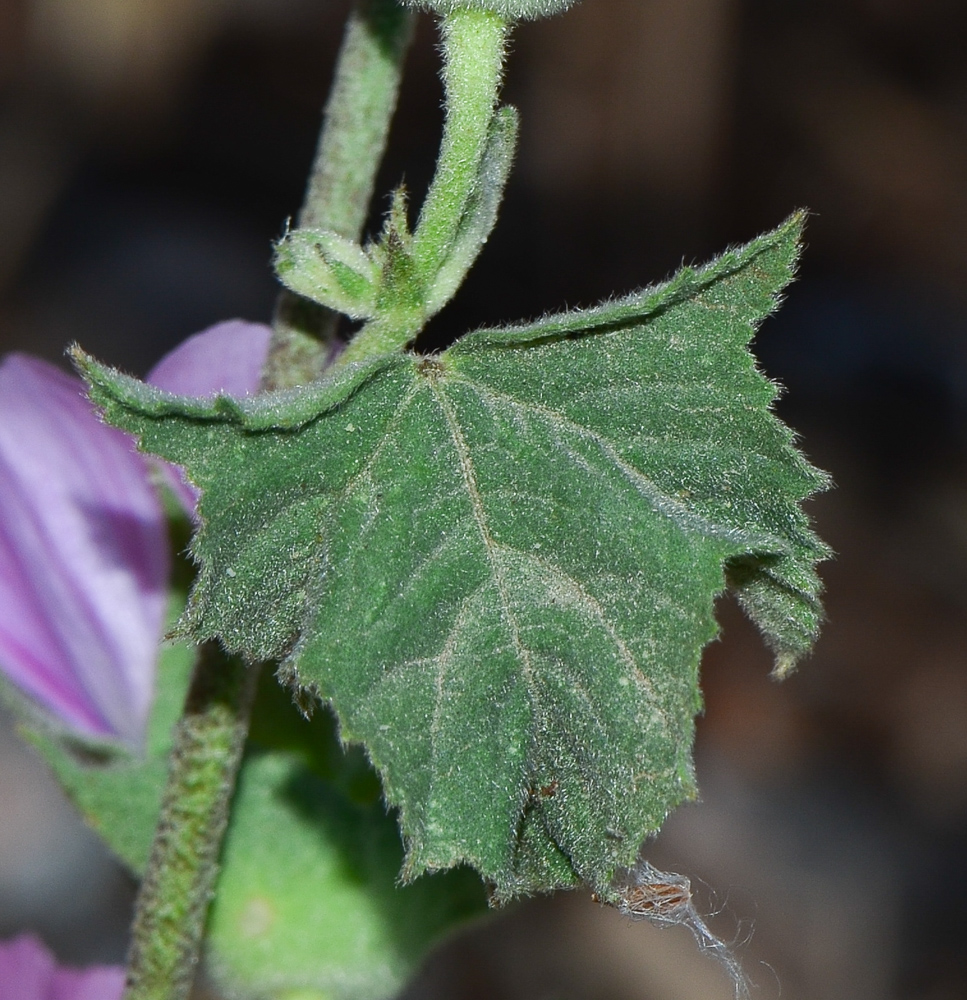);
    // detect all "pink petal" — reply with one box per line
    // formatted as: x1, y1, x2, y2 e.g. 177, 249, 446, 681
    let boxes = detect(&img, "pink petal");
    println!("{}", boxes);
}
51, 967, 126, 1000
147, 320, 271, 398
146, 320, 272, 512
0, 356, 168, 747
0, 935, 124, 1000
